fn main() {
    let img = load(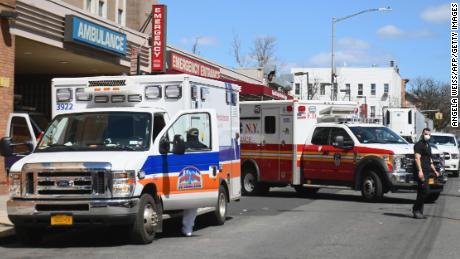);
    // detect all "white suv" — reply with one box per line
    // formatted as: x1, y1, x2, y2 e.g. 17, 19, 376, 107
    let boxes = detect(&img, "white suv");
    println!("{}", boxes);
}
431, 132, 460, 177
